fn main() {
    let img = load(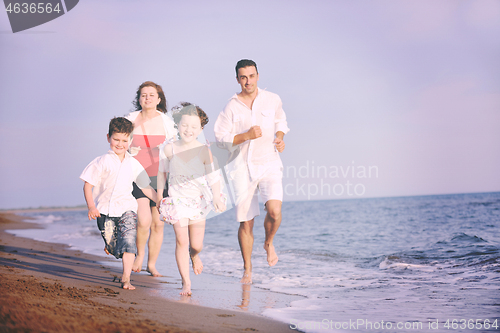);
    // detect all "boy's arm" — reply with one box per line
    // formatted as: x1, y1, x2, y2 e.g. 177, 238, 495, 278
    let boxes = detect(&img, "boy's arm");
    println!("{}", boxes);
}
83, 182, 100, 220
